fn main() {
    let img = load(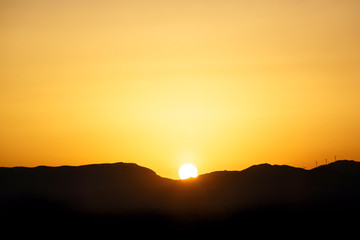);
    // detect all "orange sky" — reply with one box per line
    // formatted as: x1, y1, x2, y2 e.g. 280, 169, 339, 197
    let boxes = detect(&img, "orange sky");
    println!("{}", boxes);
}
1, 0, 360, 178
